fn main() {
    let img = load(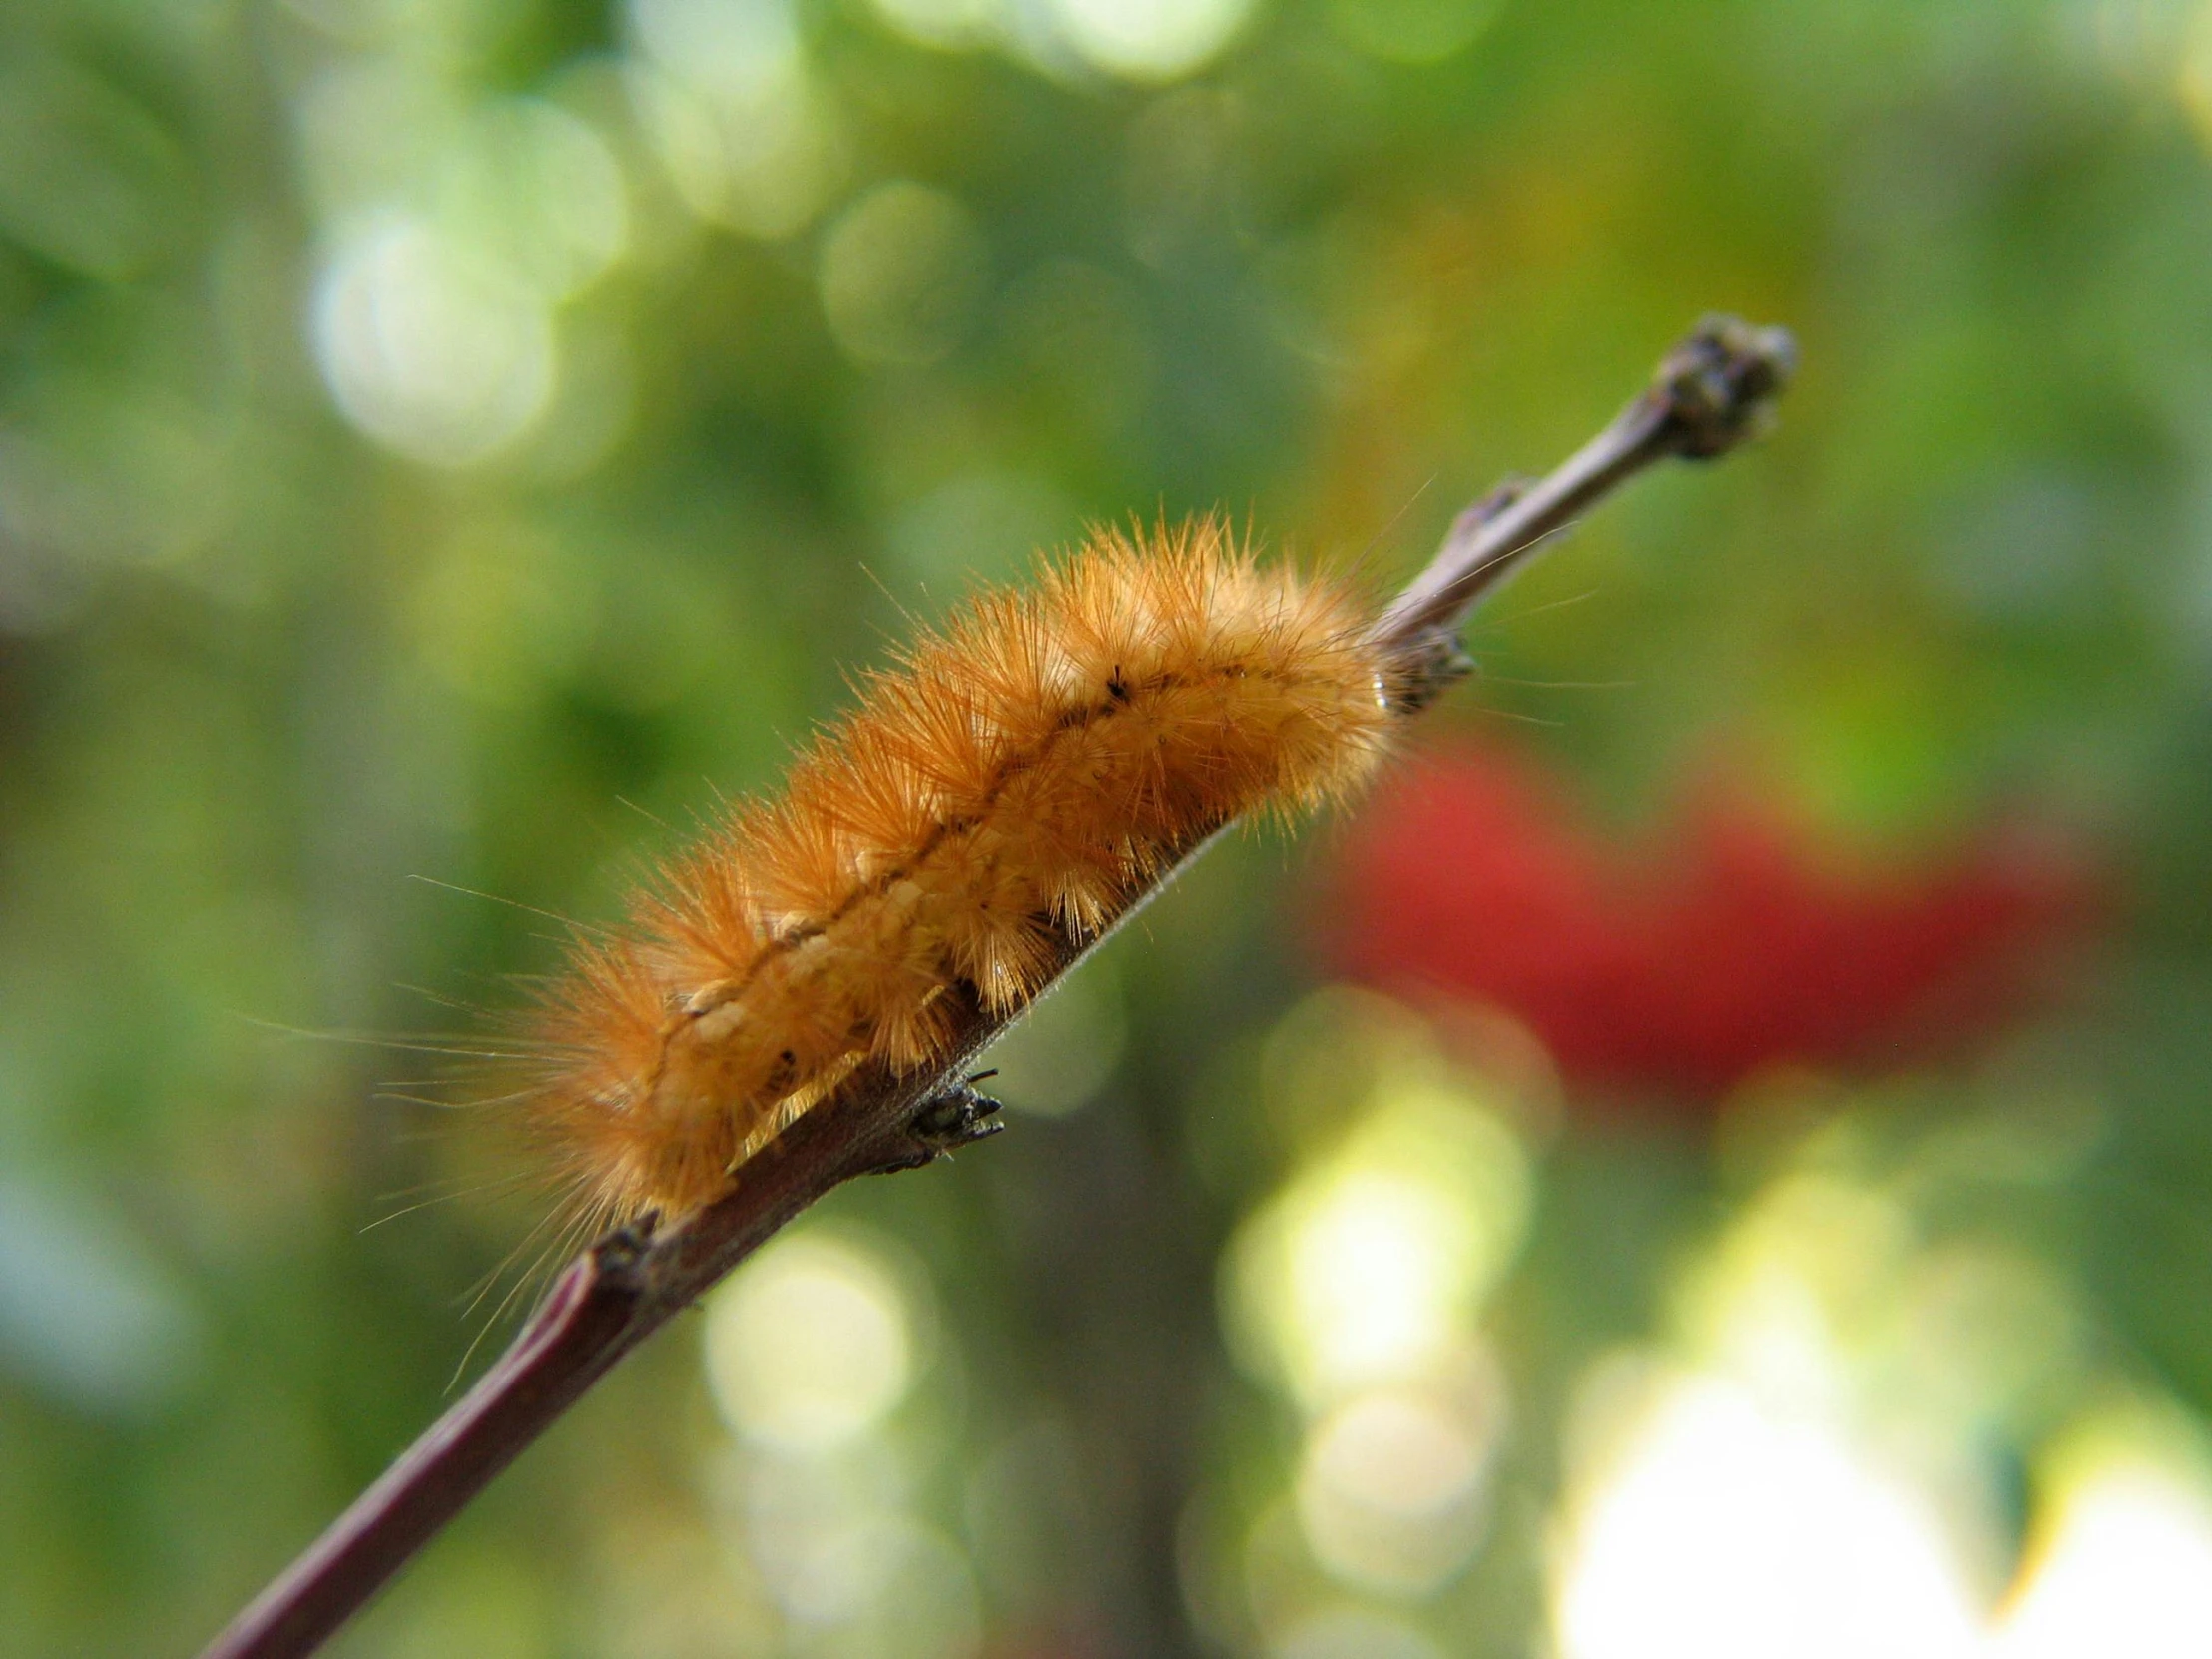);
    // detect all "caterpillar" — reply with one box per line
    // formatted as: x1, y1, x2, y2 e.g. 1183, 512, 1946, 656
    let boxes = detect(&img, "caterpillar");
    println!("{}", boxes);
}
515, 515, 1411, 1229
